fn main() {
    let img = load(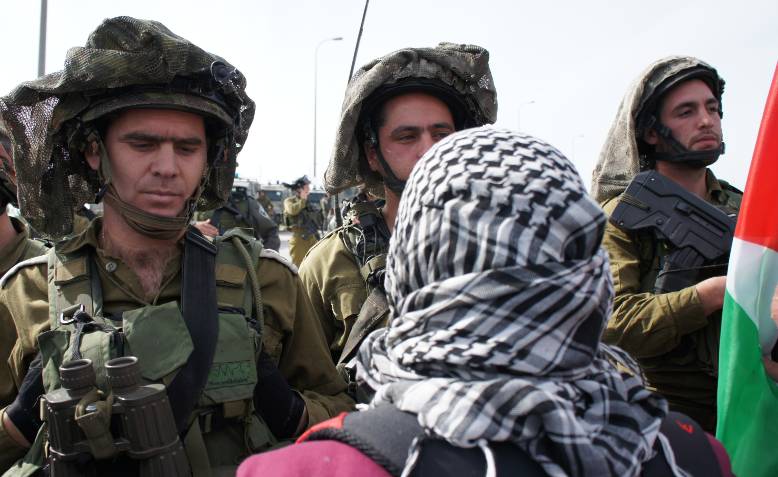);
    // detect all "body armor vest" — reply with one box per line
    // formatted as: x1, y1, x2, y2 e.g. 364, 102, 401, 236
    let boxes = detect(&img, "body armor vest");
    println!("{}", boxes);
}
13, 229, 276, 477
337, 197, 392, 373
